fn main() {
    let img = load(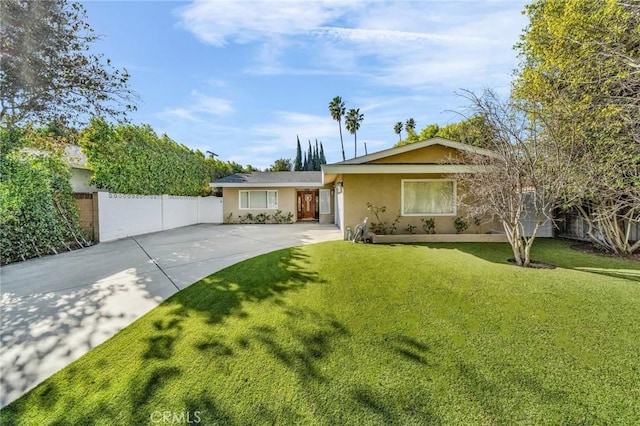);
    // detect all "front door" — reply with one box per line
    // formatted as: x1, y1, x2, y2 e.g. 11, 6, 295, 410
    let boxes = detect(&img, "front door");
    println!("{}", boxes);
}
297, 190, 318, 220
